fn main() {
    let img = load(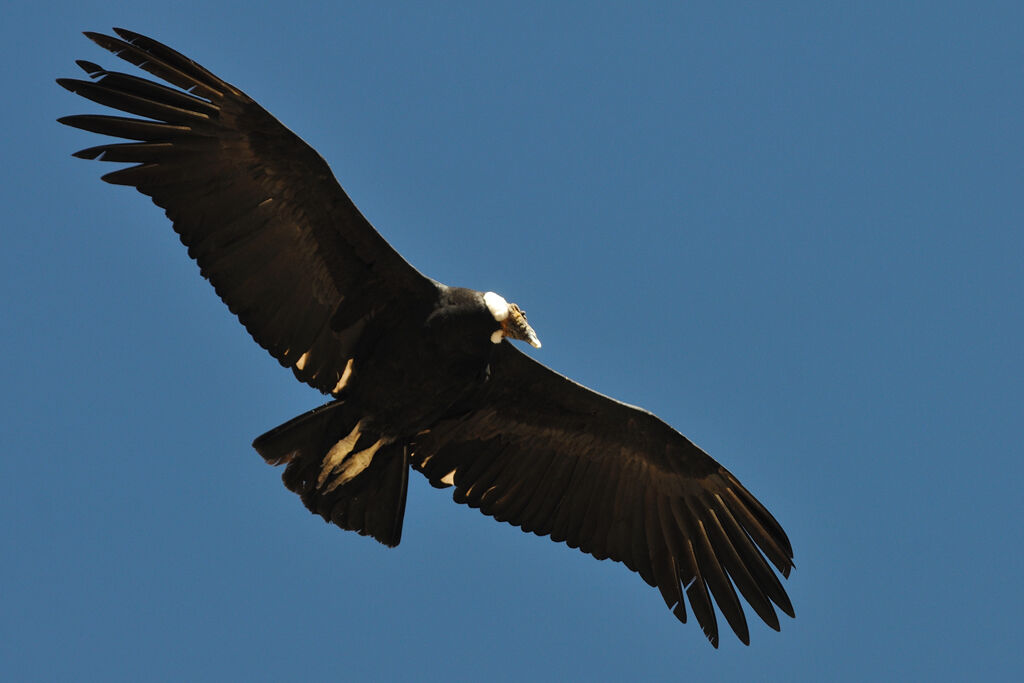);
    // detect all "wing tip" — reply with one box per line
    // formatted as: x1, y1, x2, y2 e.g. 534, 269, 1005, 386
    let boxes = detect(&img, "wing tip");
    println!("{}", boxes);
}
112, 27, 139, 41
75, 59, 104, 77
55, 77, 81, 93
